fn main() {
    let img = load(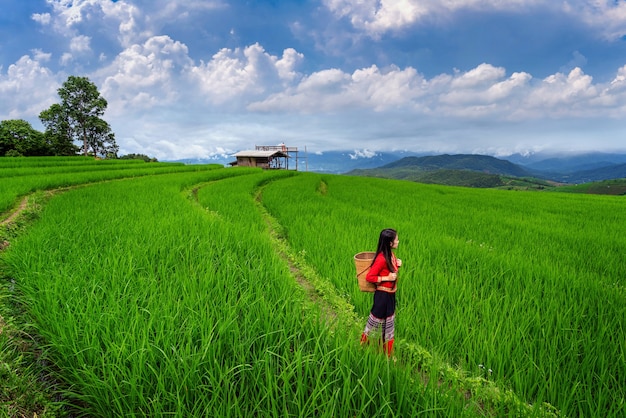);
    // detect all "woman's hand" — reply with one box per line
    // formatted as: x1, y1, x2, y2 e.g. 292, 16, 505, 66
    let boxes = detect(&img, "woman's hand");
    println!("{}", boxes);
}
387, 272, 397, 281
396, 259, 402, 267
